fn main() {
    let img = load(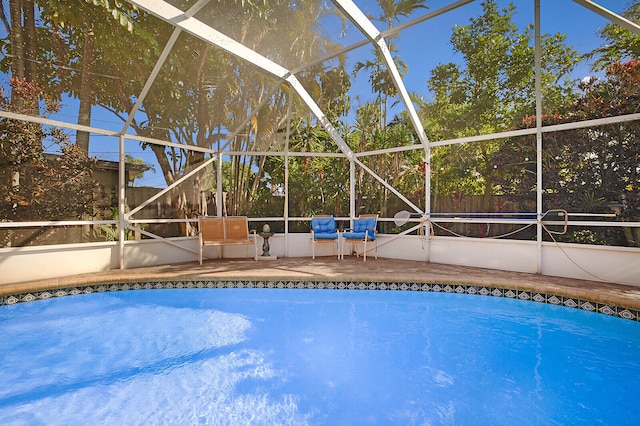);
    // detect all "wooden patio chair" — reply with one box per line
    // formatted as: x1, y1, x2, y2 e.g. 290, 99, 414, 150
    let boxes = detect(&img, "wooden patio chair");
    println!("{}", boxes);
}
198, 216, 258, 264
